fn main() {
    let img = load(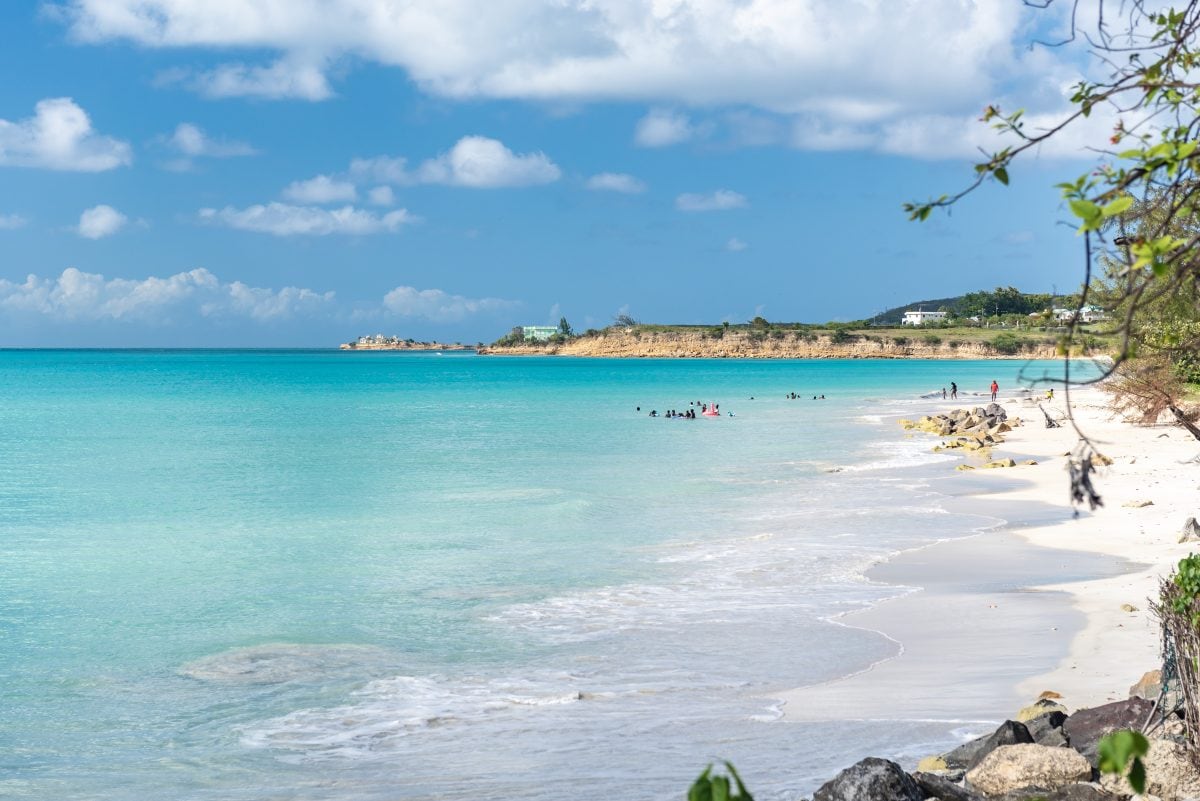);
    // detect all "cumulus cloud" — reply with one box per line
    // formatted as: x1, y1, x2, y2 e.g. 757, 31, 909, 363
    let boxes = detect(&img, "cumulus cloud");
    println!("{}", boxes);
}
78, 204, 128, 239
0, 267, 333, 322
199, 202, 414, 236
634, 109, 693, 147
0, 97, 131, 171
676, 190, 747, 212
348, 137, 559, 188
281, 174, 358, 204
726, 237, 747, 252
416, 136, 560, 187
382, 285, 518, 322
170, 122, 256, 157
586, 172, 646, 193
0, 214, 27, 230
